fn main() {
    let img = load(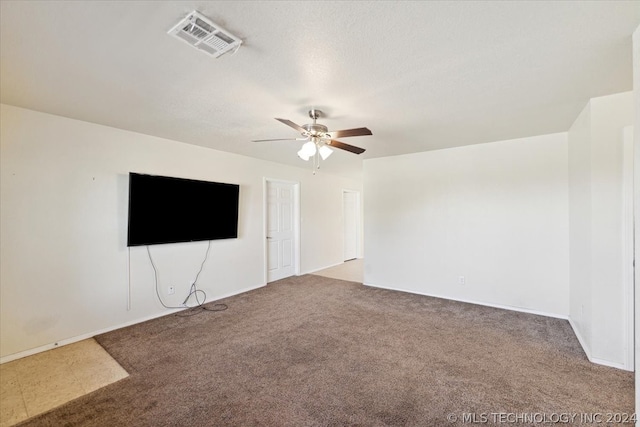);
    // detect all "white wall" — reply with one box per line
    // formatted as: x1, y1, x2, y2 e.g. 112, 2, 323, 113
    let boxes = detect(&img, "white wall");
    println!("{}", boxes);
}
590, 93, 634, 366
568, 104, 593, 353
363, 133, 570, 317
300, 182, 349, 271
632, 24, 640, 415
0, 104, 361, 360
568, 91, 634, 369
